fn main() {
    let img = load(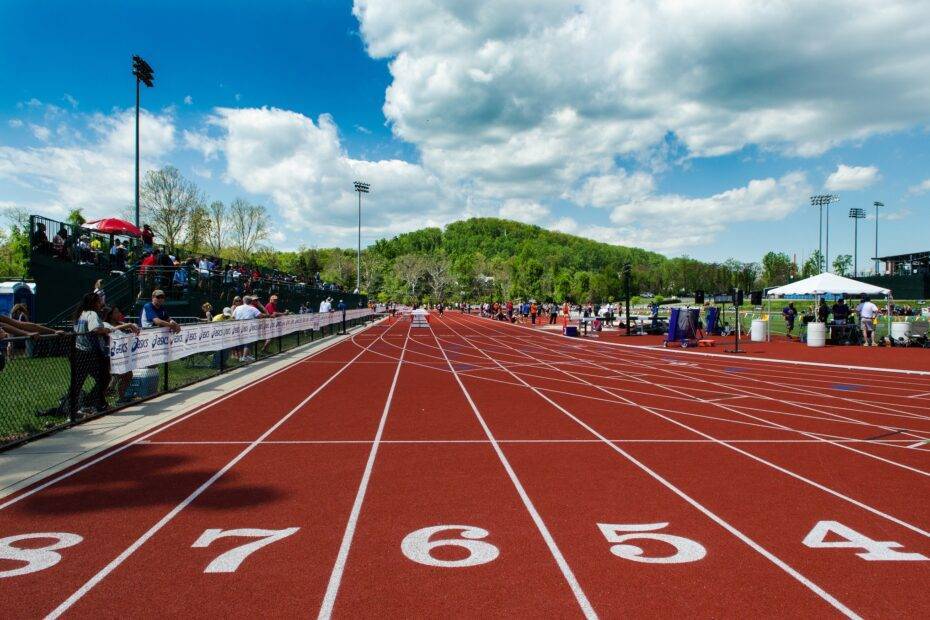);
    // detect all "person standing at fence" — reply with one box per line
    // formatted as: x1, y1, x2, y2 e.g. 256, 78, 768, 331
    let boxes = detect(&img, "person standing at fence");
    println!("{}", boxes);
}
233, 295, 263, 361
101, 305, 139, 404
71, 293, 113, 413
140, 290, 181, 332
